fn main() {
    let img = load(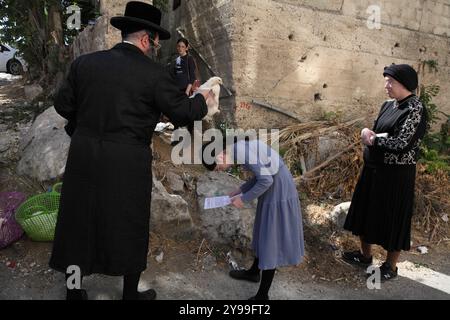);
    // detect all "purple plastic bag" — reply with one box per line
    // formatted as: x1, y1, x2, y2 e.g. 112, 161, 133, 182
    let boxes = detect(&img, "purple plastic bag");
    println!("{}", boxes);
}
0, 192, 26, 249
